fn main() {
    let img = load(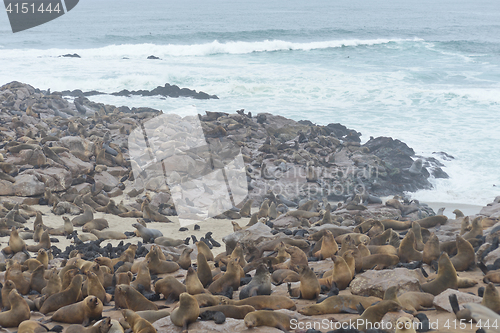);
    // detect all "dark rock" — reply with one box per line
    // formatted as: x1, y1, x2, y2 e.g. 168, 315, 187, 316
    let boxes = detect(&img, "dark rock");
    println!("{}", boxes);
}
60, 53, 81, 58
